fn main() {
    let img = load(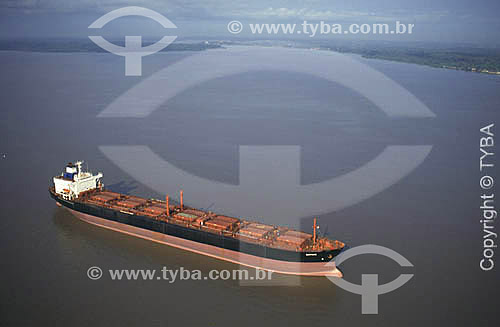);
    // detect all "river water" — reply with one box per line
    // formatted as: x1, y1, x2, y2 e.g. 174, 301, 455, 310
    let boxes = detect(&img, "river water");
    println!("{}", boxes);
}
1, 47, 499, 326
